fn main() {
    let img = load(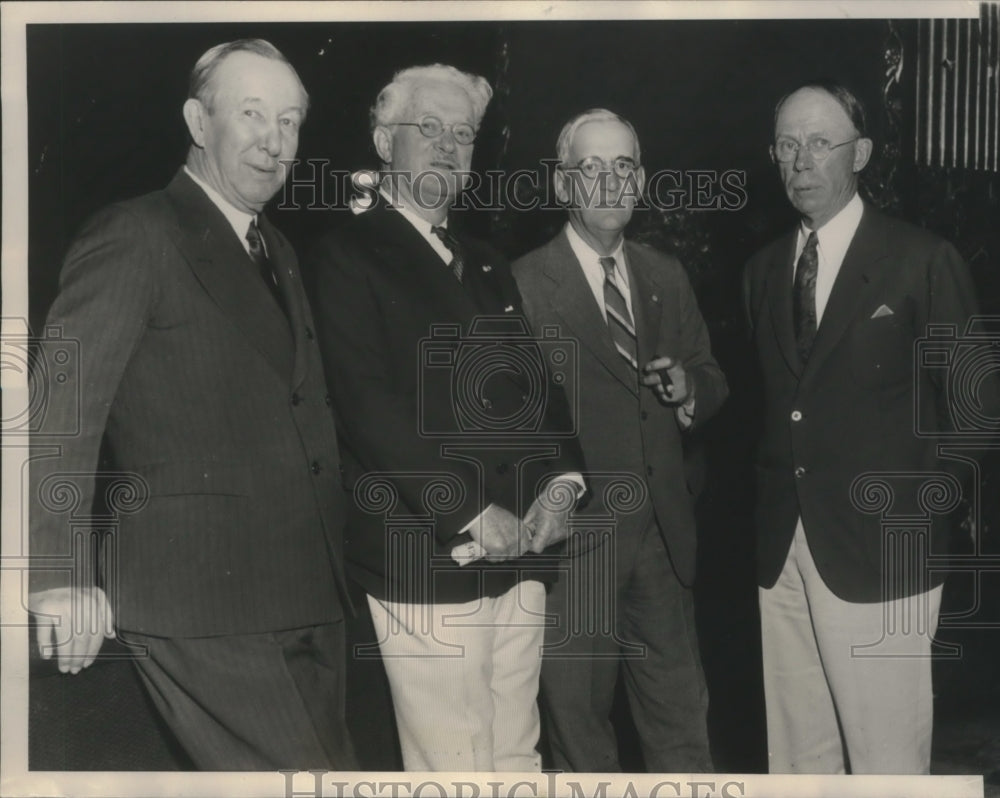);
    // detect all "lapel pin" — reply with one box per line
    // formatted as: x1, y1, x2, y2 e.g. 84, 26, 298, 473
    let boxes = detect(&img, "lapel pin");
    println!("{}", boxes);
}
482, 264, 493, 273
651, 294, 659, 303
